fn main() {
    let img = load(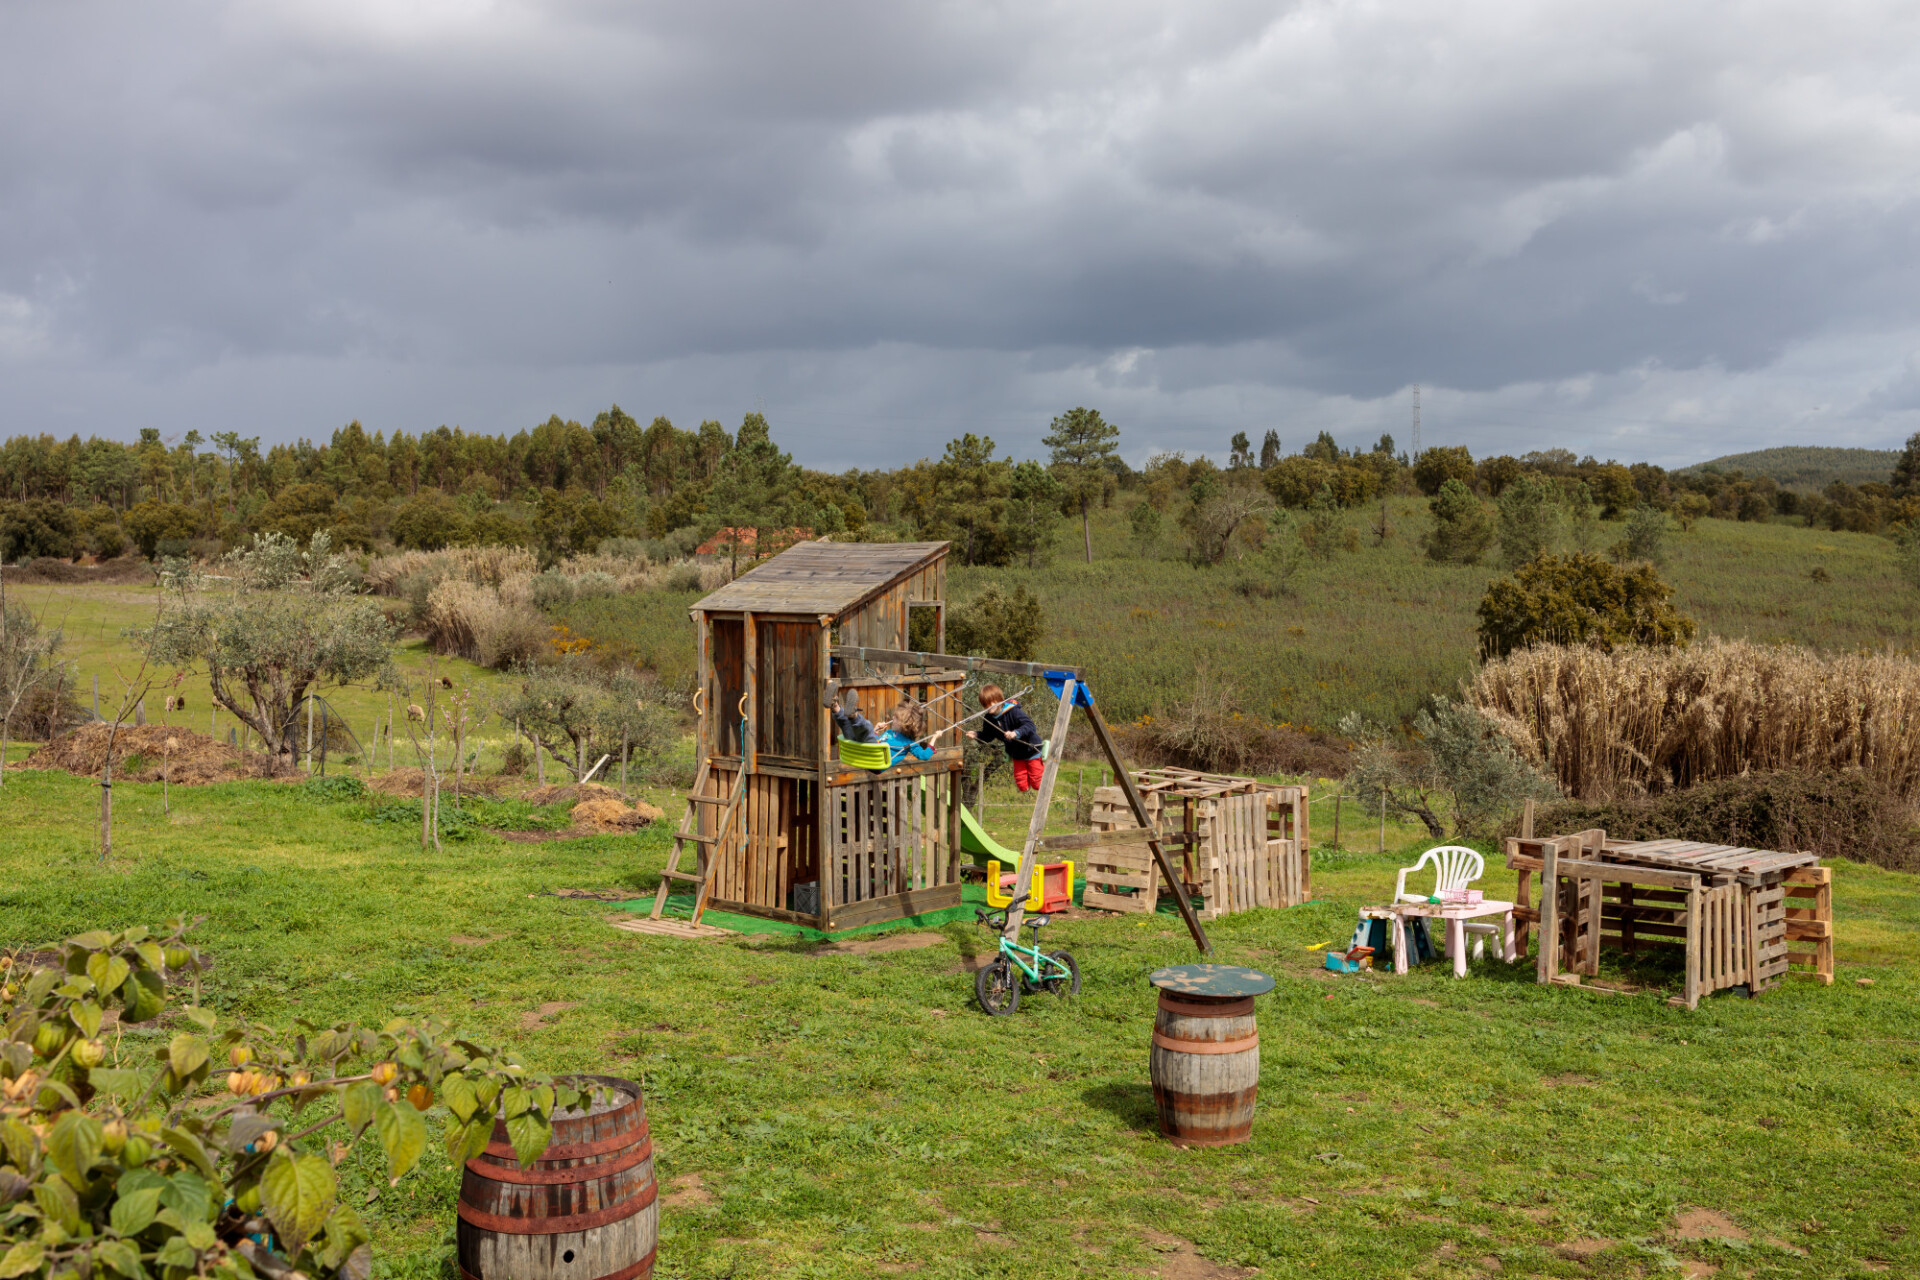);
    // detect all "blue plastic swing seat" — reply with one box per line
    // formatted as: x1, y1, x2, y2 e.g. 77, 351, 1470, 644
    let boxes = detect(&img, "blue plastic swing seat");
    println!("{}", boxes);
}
837, 738, 894, 771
